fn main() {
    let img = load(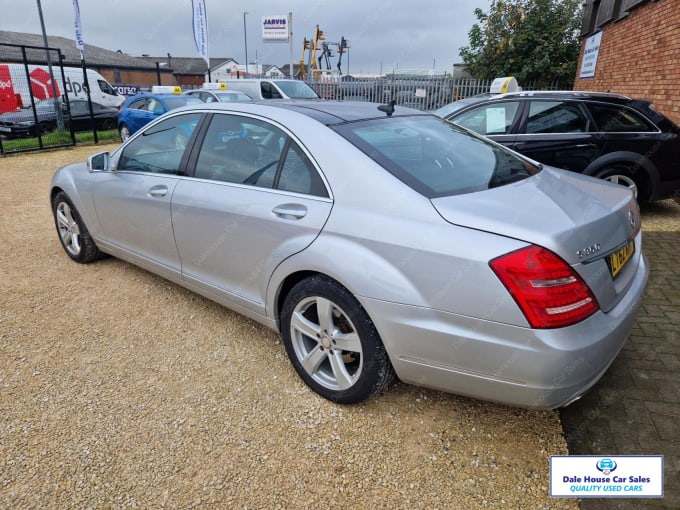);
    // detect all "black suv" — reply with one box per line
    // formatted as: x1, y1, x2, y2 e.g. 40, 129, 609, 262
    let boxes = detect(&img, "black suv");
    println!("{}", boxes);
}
434, 91, 680, 202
